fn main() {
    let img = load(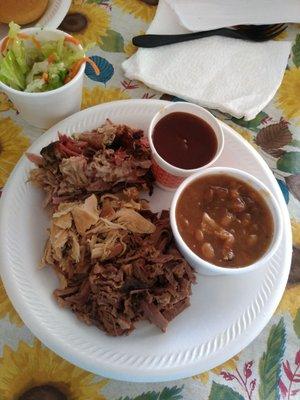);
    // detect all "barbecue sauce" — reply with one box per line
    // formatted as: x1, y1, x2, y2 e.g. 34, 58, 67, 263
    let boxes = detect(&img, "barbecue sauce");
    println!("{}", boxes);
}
152, 112, 217, 169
